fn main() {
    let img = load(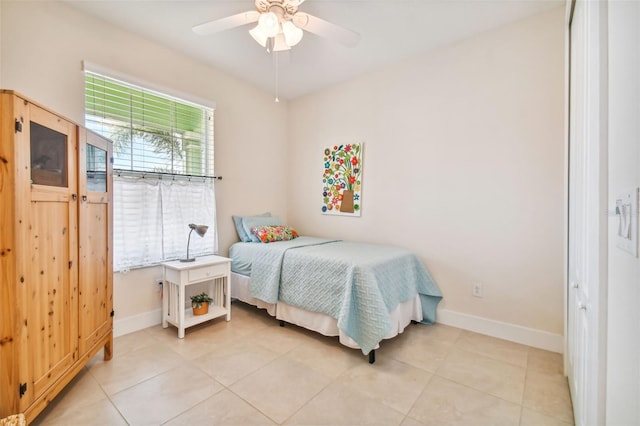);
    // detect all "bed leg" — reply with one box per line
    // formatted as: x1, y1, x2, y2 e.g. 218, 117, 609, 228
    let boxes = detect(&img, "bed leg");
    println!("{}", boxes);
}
279, 320, 285, 327
369, 350, 376, 364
